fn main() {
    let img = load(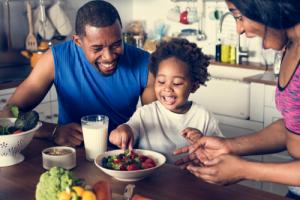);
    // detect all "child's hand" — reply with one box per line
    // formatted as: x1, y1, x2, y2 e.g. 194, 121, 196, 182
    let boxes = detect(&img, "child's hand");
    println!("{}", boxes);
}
109, 124, 134, 150
181, 127, 203, 144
